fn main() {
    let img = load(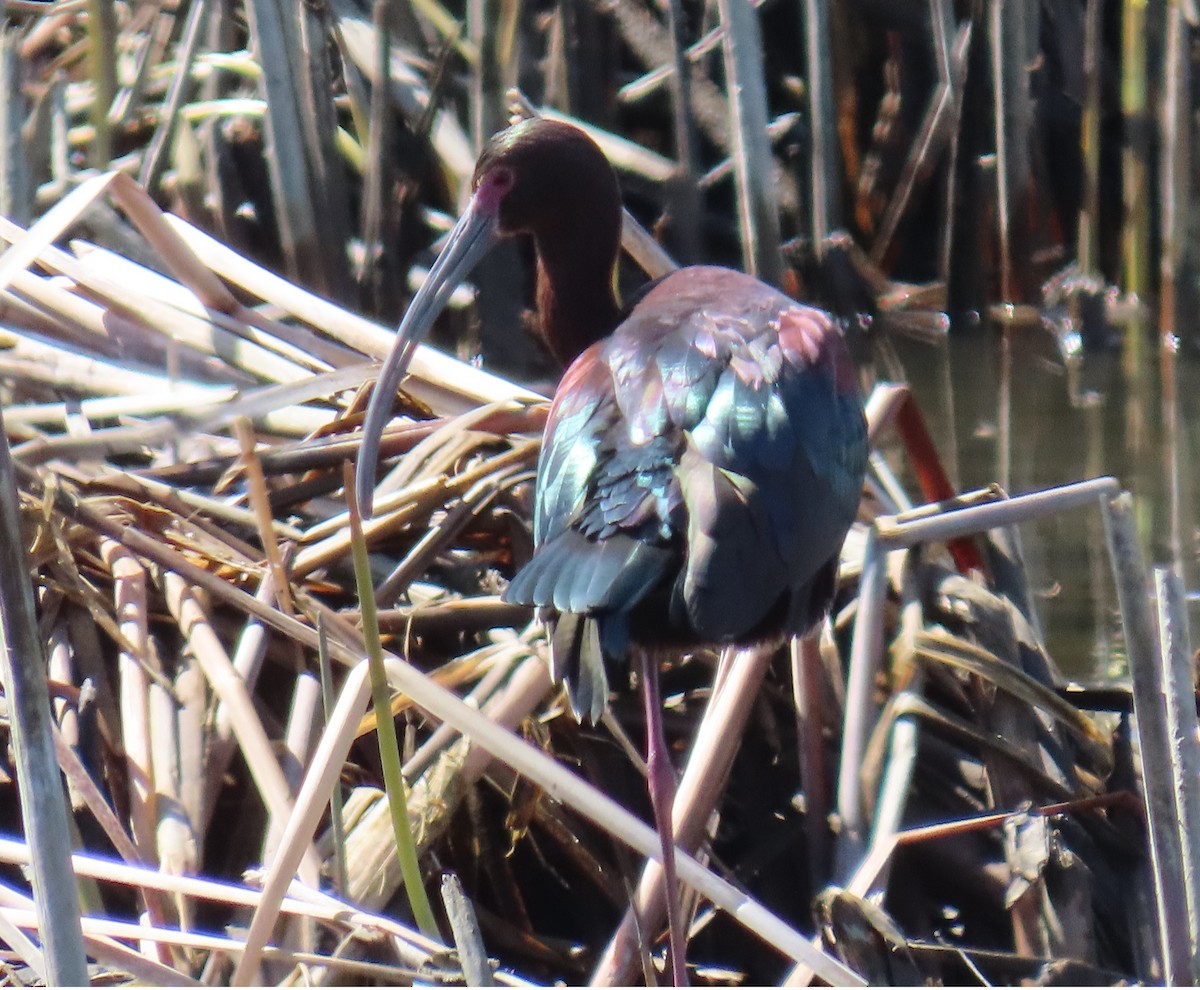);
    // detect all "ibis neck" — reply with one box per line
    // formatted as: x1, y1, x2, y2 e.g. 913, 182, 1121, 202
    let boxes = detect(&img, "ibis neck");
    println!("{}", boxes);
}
533, 233, 621, 366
